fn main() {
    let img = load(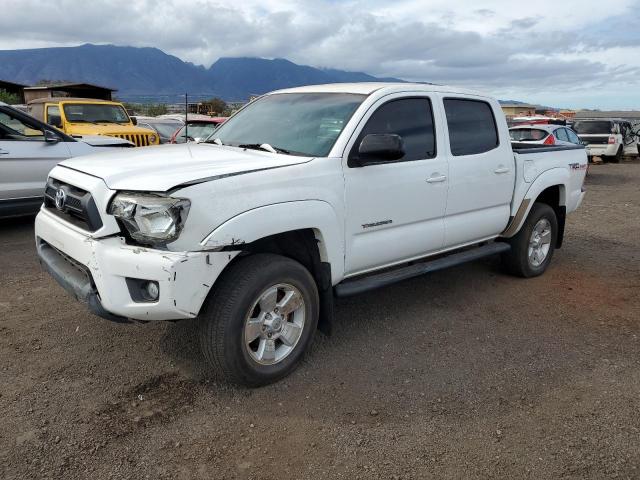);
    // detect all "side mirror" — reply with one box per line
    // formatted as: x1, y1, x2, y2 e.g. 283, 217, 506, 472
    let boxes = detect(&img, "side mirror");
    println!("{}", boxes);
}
581, 140, 589, 146
43, 129, 60, 144
131, 117, 138, 126
354, 134, 405, 166
49, 116, 63, 128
